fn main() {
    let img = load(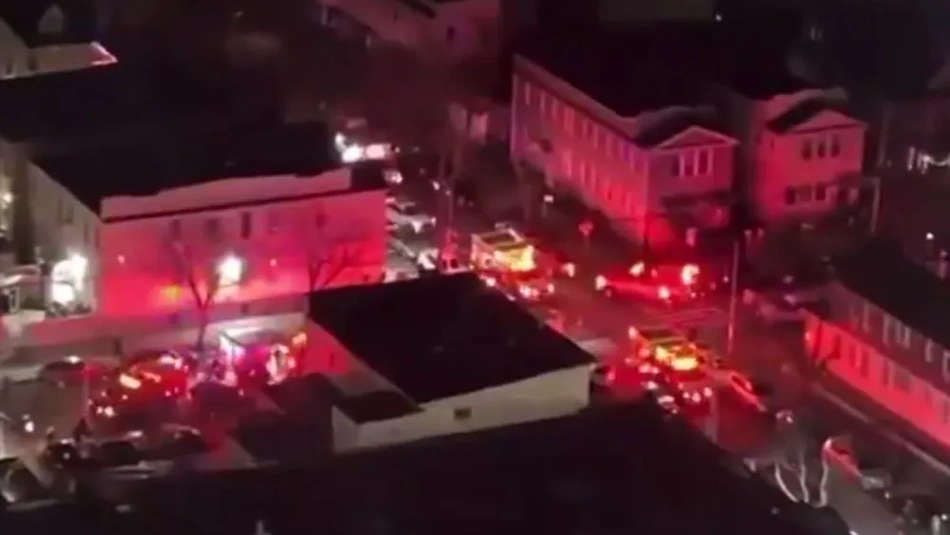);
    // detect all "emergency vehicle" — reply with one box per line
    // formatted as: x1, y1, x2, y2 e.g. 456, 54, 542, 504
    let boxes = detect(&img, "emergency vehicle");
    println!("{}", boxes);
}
471, 229, 555, 302
595, 260, 709, 304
